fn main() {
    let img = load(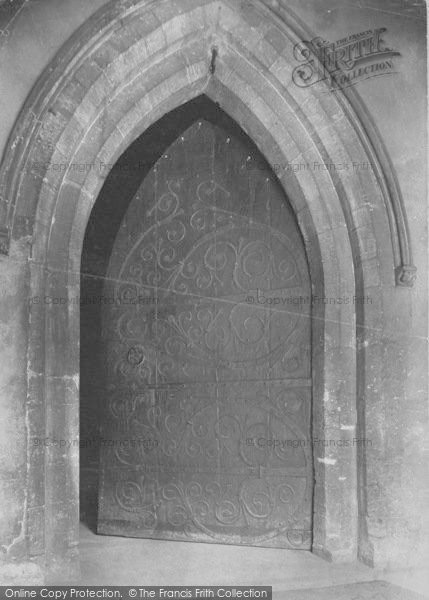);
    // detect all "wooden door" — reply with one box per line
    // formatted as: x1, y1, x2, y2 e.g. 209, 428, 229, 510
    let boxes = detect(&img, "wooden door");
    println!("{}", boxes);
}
97, 118, 313, 549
